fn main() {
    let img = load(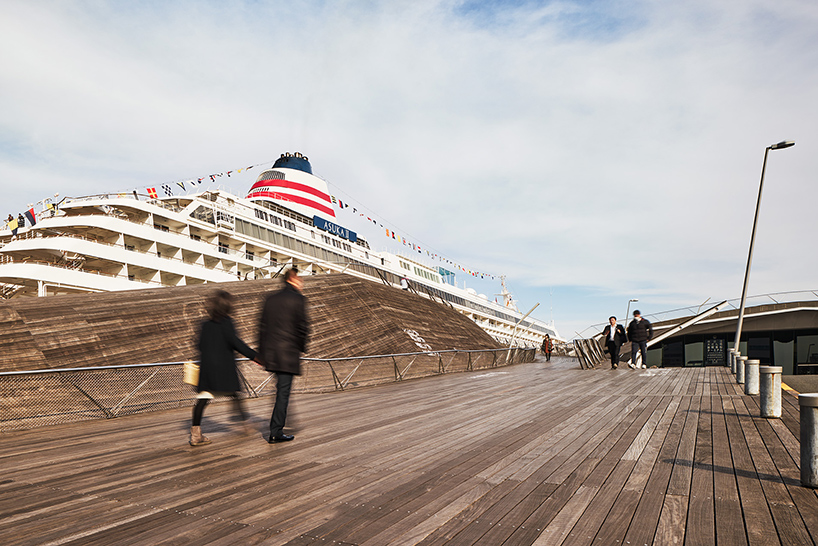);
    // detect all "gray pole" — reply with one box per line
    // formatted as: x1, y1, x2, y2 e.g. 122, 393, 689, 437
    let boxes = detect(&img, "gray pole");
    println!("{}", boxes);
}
801, 393, 818, 488
733, 141, 795, 352
759, 366, 782, 418
626, 299, 637, 328
733, 147, 770, 352
744, 359, 760, 395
